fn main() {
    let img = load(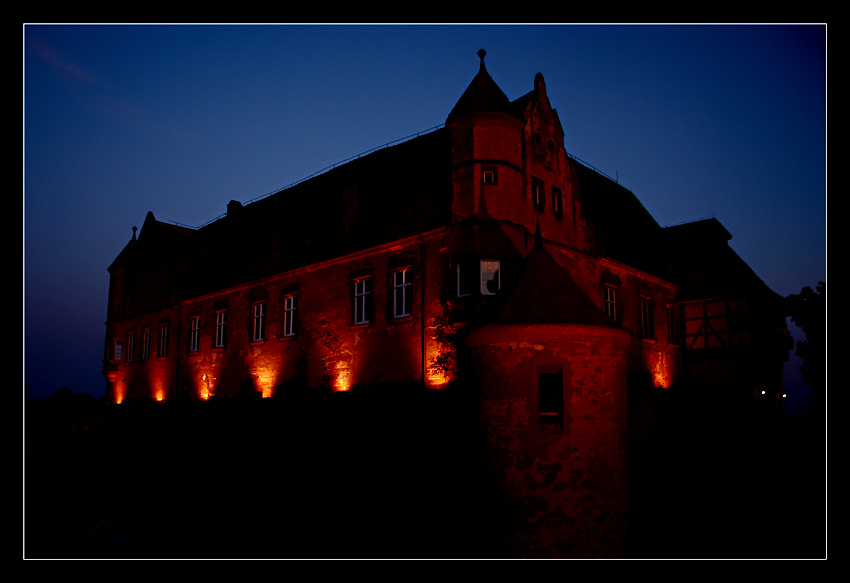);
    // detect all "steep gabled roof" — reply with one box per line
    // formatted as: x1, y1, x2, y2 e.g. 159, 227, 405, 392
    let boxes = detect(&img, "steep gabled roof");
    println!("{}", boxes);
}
495, 226, 618, 328
446, 49, 523, 123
